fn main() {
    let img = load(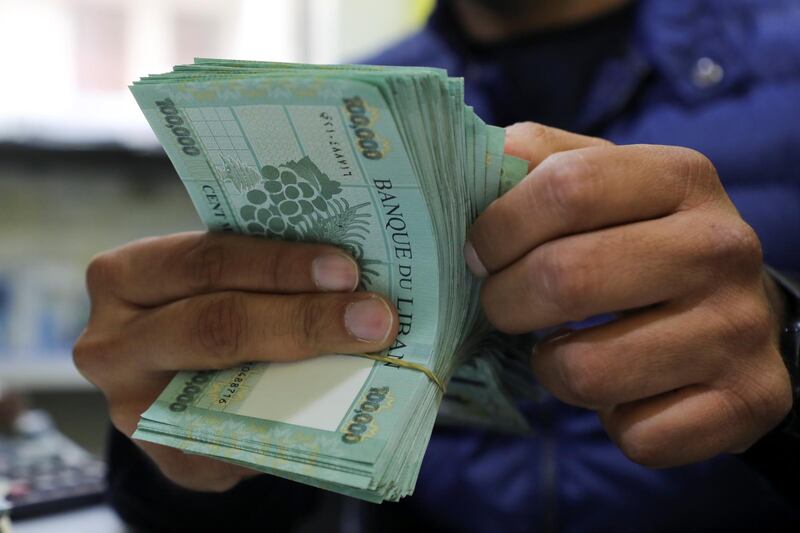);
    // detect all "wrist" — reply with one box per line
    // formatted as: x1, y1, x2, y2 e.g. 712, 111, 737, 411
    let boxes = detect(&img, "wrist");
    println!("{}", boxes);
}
738, 268, 800, 501
763, 267, 800, 436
